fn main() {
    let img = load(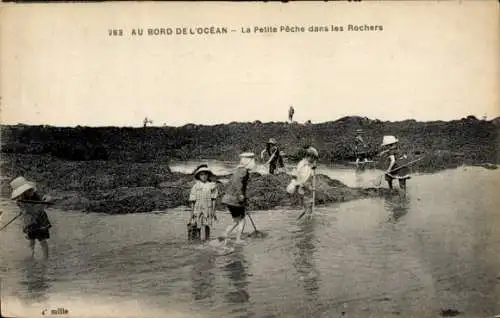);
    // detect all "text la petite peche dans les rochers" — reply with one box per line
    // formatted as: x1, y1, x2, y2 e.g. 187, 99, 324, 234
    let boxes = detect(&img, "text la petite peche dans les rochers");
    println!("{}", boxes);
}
246, 24, 383, 33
